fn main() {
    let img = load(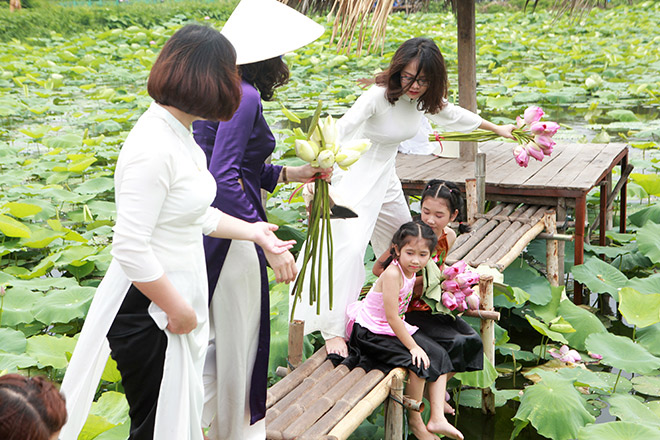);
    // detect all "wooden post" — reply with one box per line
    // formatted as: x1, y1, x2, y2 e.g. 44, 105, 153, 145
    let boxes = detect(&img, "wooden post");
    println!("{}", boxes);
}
605, 172, 613, 231
476, 152, 486, 215
479, 275, 495, 414
620, 152, 628, 234
599, 181, 607, 247
288, 320, 305, 371
465, 178, 477, 224
556, 197, 566, 284
573, 195, 586, 305
545, 211, 559, 287
384, 375, 404, 440
456, 0, 477, 161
